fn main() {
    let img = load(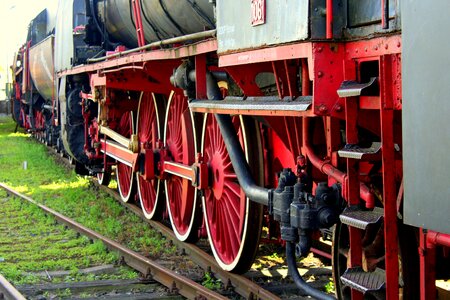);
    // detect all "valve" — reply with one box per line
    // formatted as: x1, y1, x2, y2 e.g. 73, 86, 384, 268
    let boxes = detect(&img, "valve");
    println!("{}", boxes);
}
272, 168, 343, 257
